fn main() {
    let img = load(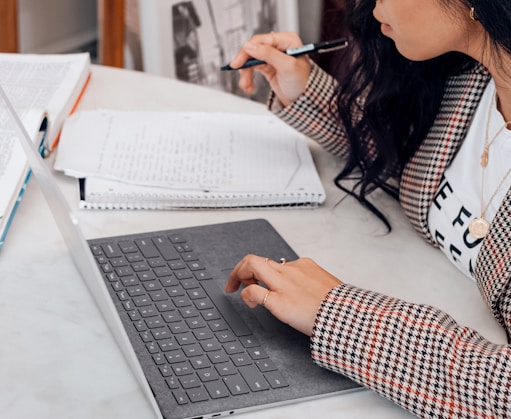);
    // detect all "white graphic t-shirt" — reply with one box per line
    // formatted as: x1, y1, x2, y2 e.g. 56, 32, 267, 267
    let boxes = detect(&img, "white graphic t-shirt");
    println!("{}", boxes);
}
428, 79, 511, 279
